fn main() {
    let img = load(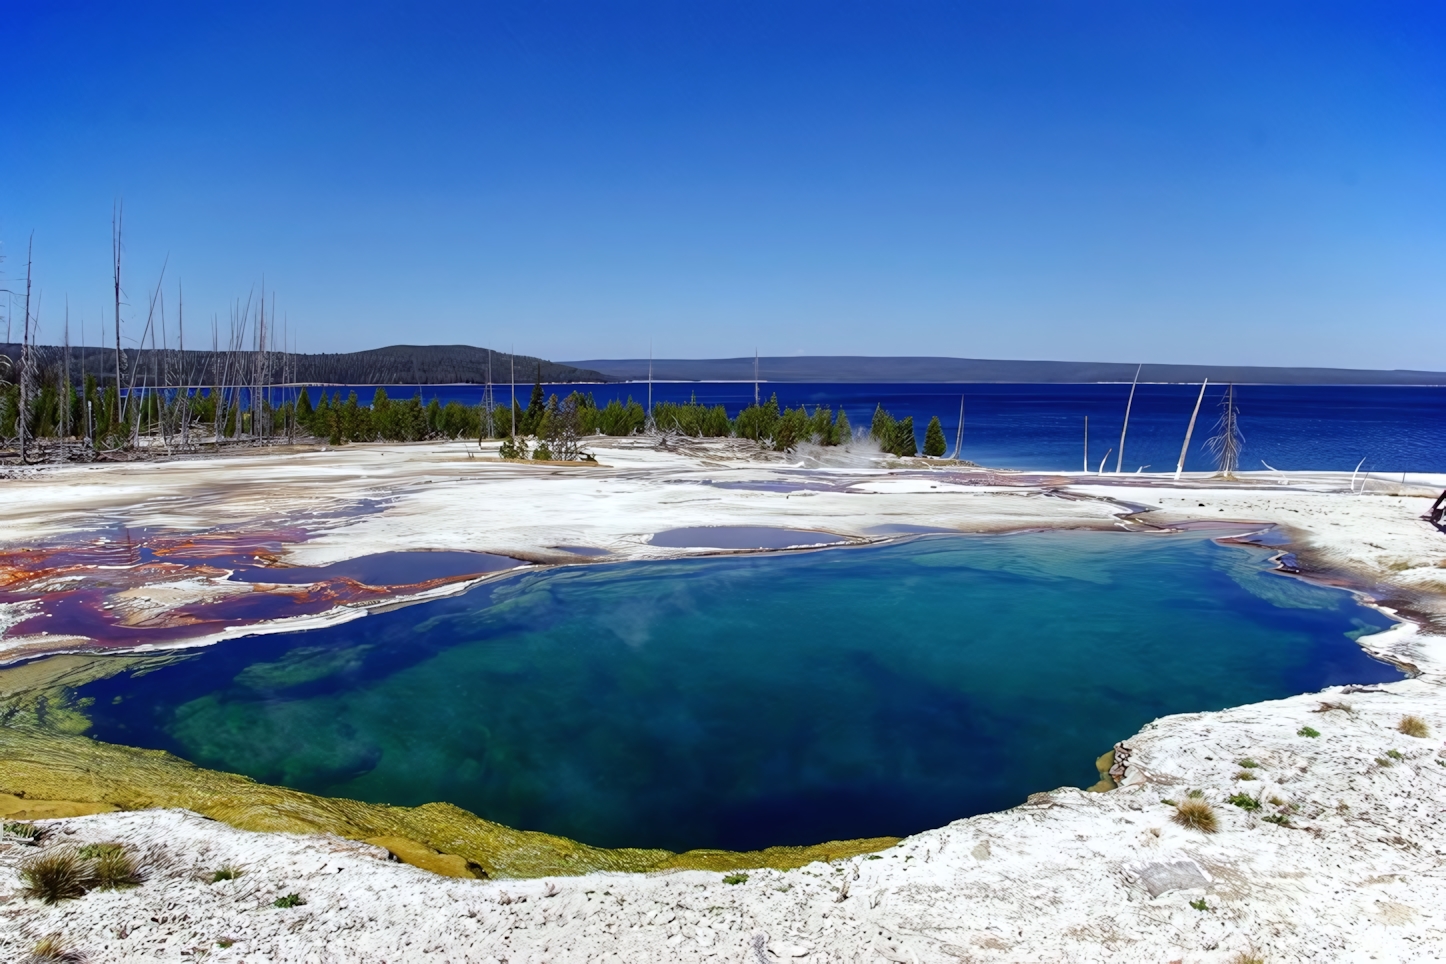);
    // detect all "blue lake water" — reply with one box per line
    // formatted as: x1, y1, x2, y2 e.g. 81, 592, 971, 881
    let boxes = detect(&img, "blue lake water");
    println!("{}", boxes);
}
294, 382, 1446, 474
79, 532, 1397, 852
